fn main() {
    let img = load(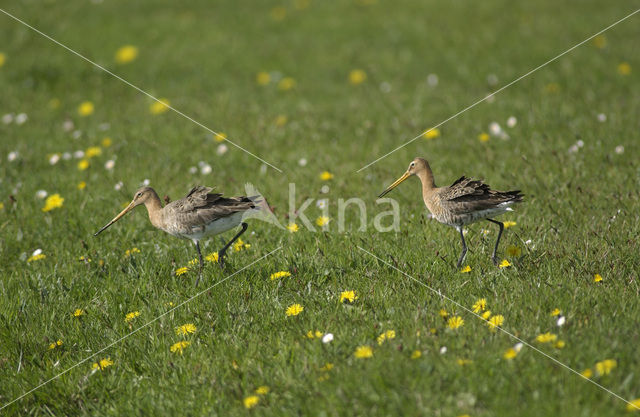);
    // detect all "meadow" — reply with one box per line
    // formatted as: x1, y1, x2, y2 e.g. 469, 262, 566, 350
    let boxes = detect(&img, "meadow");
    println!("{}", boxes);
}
1, 0, 640, 415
